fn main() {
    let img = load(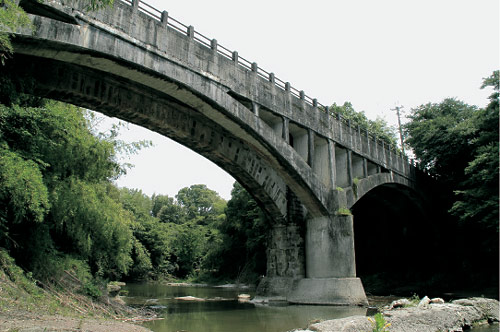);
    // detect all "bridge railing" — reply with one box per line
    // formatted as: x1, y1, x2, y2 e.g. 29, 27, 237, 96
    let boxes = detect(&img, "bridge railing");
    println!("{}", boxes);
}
118, 0, 422, 180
